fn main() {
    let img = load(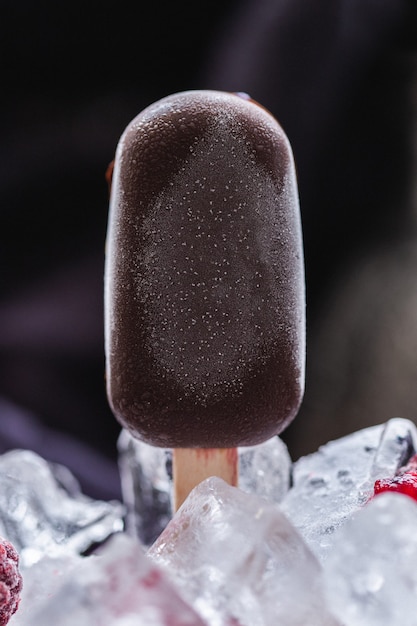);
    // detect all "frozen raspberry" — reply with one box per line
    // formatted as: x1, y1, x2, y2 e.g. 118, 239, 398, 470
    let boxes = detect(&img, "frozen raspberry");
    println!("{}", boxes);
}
0, 538, 22, 625
373, 453, 417, 502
